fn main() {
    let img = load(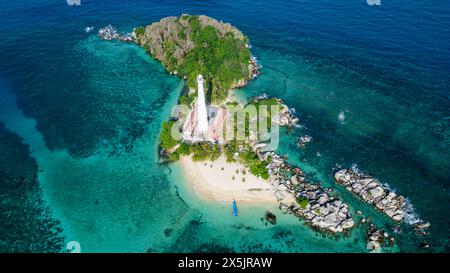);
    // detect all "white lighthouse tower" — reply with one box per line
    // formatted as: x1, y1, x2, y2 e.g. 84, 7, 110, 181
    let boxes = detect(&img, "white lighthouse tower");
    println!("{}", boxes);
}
196, 74, 209, 134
